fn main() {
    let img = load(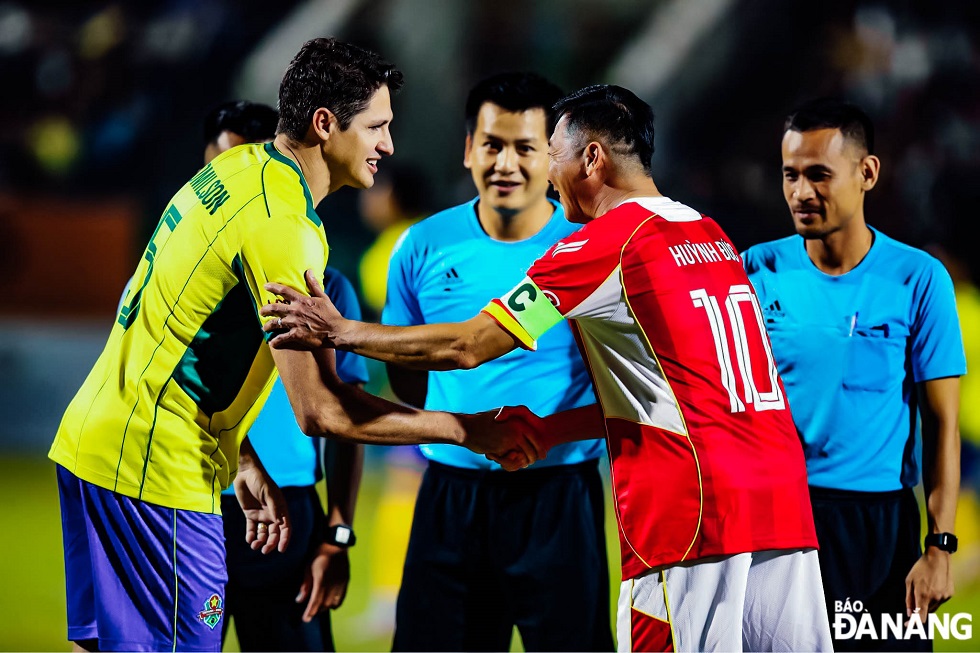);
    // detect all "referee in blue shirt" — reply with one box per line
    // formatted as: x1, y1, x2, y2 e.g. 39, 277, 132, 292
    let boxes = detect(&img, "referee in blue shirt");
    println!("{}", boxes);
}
382, 73, 613, 652
743, 98, 965, 652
